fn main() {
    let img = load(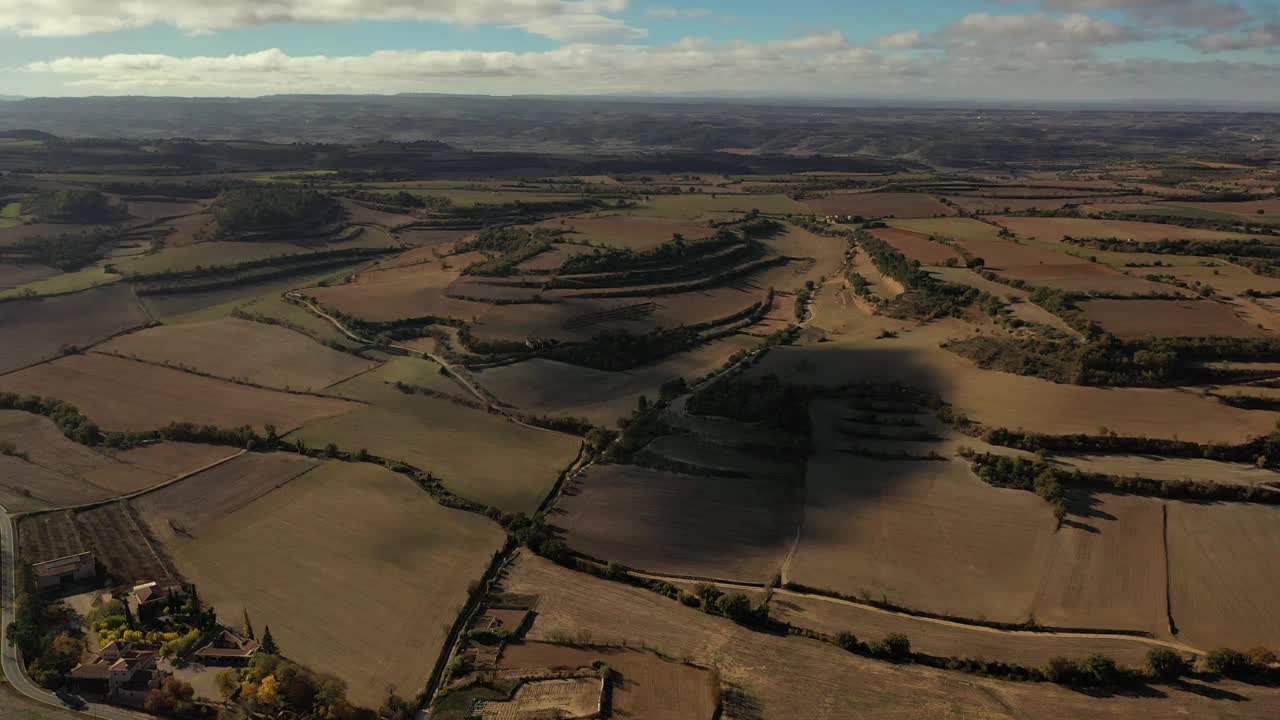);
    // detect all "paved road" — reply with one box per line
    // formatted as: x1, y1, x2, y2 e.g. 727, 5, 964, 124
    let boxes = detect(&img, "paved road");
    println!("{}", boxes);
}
1, 507, 150, 720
